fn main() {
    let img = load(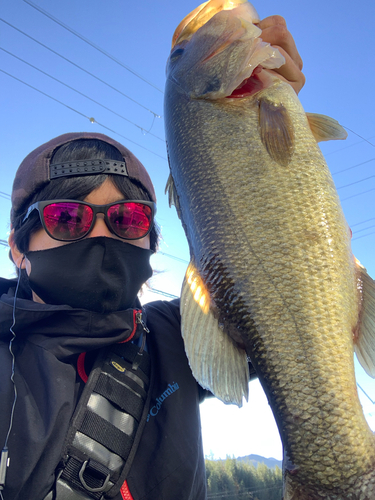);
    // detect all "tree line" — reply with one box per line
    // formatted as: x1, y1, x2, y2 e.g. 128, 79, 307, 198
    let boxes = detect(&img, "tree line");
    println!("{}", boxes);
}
205, 456, 283, 500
